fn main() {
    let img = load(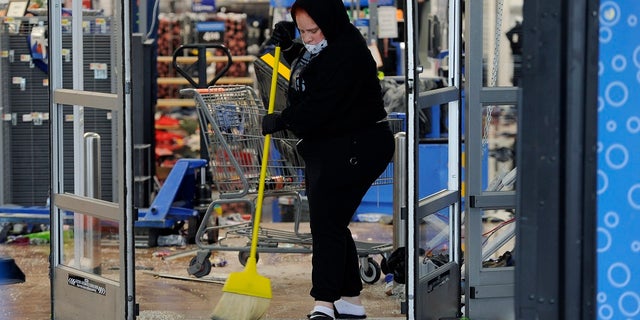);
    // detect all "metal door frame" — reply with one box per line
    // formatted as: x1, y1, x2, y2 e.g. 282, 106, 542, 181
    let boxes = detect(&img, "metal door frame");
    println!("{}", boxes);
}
463, 0, 520, 318
405, 0, 463, 319
48, 0, 135, 318
515, 0, 598, 319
